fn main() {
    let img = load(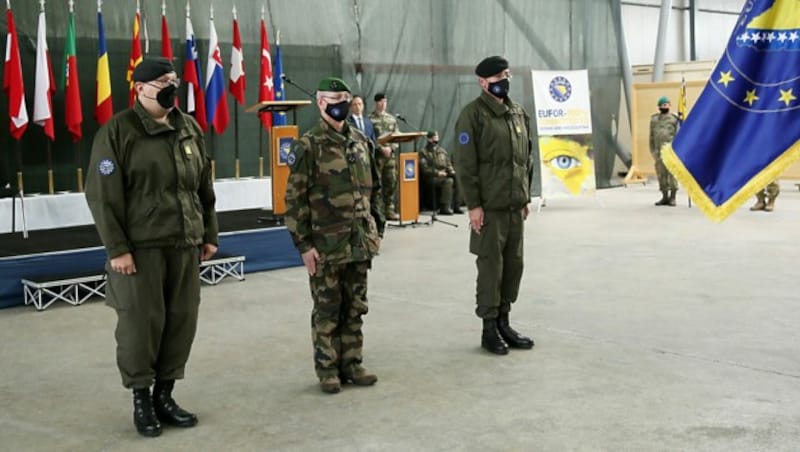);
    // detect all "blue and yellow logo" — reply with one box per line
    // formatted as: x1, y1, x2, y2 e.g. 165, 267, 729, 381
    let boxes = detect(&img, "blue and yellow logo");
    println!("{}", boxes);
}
549, 76, 572, 103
